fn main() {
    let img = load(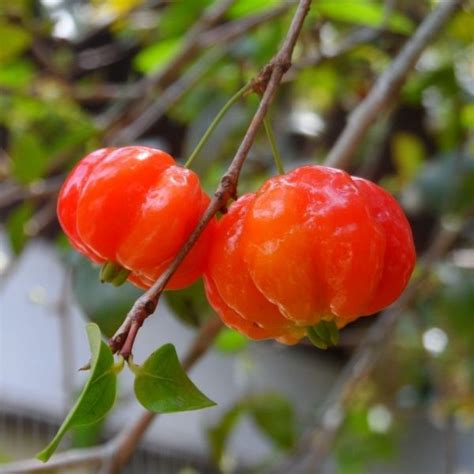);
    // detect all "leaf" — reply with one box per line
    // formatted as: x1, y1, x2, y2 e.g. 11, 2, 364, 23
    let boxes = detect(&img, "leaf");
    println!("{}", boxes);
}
0, 22, 32, 63
214, 328, 248, 353
134, 37, 184, 74
6, 202, 34, 255
207, 392, 296, 465
72, 256, 141, 338
9, 131, 50, 184
207, 404, 245, 464
391, 132, 425, 185
248, 394, 296, 450
37, 324, 116, 462
159, 0, 212, 37
227, 0, 281, 19
134, 344, 216, 413
315, 1, 414, 35
0, 59, 35, 89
